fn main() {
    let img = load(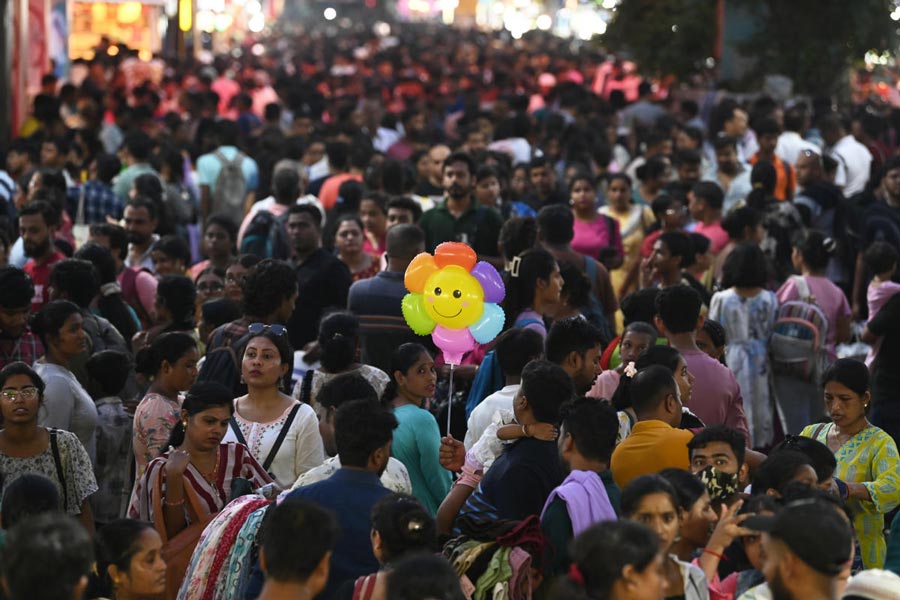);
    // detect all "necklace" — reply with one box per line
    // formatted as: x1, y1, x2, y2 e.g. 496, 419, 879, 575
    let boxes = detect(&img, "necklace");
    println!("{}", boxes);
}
198, 449, 220, 484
